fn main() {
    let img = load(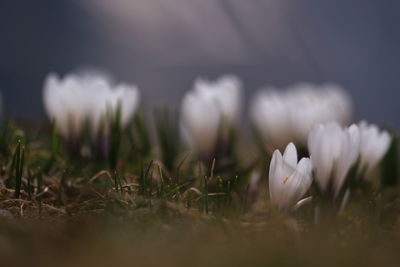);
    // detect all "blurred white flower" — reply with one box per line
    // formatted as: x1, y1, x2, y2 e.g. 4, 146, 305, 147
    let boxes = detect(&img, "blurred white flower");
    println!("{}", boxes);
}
269, 142, 312, 210
180, 75, 242, 157
308, 122, 360, 195
358, 121, 391, 174
43, 72, 140, 139
180, 91, 221, 158
194, 75, 242, 124
288, 83, 352, 144
250, 83, 352, 151
250, 90, 293, 151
